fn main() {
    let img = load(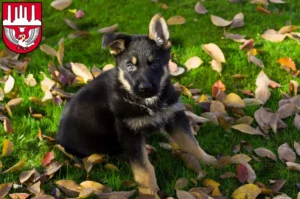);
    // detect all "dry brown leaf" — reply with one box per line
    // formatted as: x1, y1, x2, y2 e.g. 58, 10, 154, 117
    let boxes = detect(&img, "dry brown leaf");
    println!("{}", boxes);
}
289, 80, 298, 96
174, 178, 188, 190
230, 154, 252, 164
250, 0, 269, 5
0, 183, 13, 198
104, 163, 119, 172
32, 194, 55, 199
56, 40, 64, 66
185, 56, 203, 71
223, 93, 245, 108
7, 98, 23, 108
232, 184, 261, 199
230, 12, 244, 29
278, 143, 296, 163
248, 54, 264, 68
261, 29, 286, 42
211, 59, 222, 74
64, 18, 78, 30
27, 181, 41, 195
2, 139, 14, 157
236, 116, 254, 125
80, 181, 111, 193
269, 0, 287, 3
277, 57, 296, 71
91, 66, 102, 78
232, 124, 265, 136
83, 153, 105, 173
160, 3, 168, 9
202, 43, 226, 63
55, 180, 83, 197
40, 72, 55, 92
295, 114, 300, 130
286, 162, 300, 171
71, 62, 93, 83
220, 172, 236, 179
98, 24, 118, 33
44, 161, 63, 176
41, 151, 55, 167
2, 158, 26, 173
103, 64, 115, 71
239, 39, 254, 51
194, 2, 208, 14
270, 179, 286, 192
210, 101, 226, 114
9, 193, 30, 199
167, 15, 186, 25
224, 31, 246, 42
40, 44, 57, 56
210, 15, 232, 27
79, 188, 93, 198
254, 147, 277, 161
51, 0, 72, 10
176, 190, 197, 199
278, 25, 298, 34
276, 103, 295, 119
4, 75, 15, 93
19, 169, 36, 184
256, 5, 272, 14
269, 80, 281, 89
180, 153, 202, 173
94, 190, 135, 198
24, 74, 37, 86
255, 85, 270, 105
